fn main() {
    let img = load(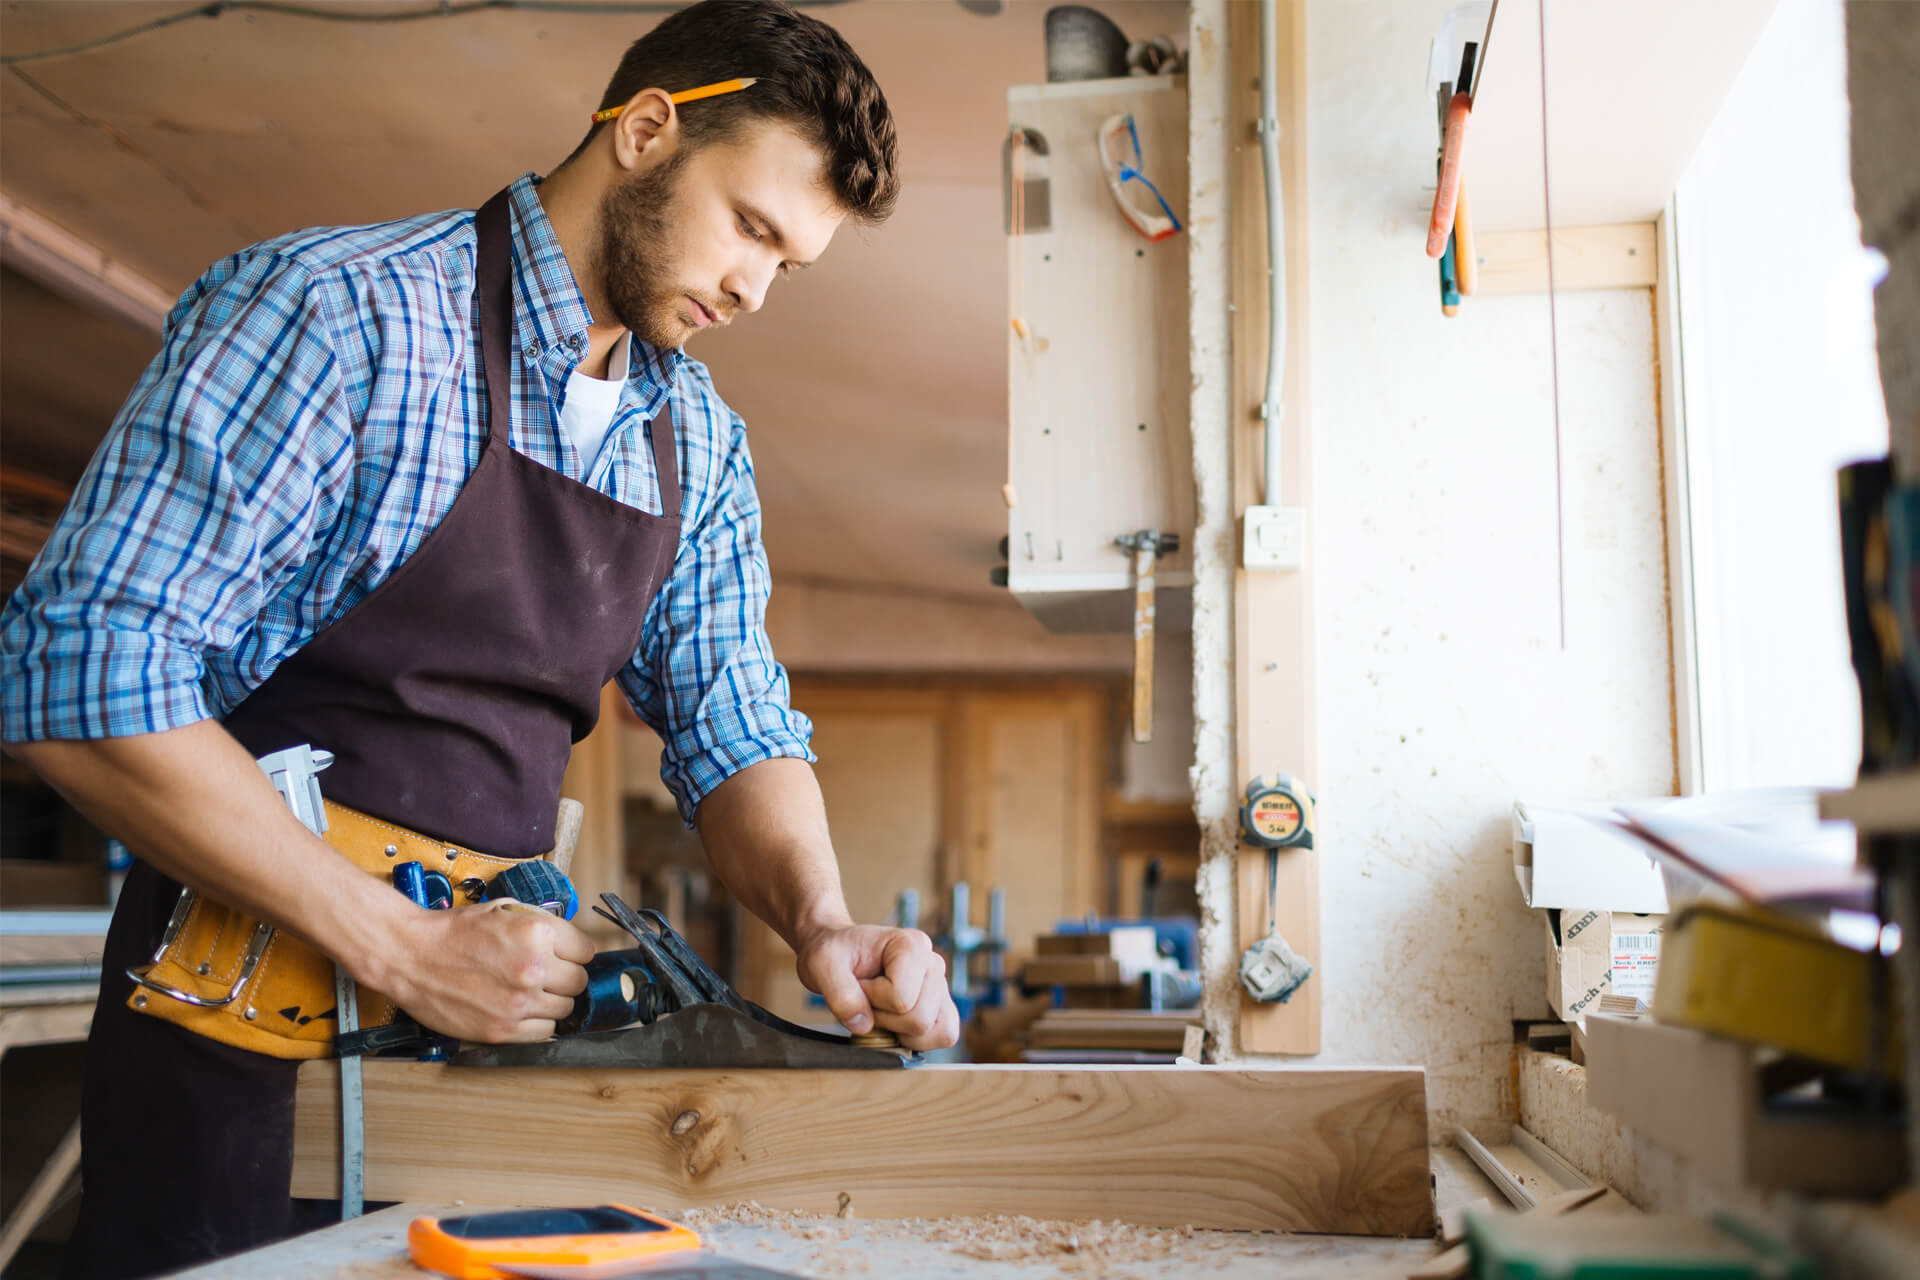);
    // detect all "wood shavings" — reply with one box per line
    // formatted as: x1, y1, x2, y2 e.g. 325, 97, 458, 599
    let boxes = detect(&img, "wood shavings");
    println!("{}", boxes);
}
674, 1205, 1288, 1277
